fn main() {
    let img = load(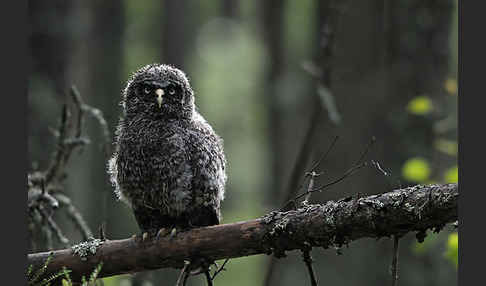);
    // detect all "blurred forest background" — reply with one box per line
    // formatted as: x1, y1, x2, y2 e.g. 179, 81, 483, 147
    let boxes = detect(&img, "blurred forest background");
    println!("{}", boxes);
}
28, 0, 458, 285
